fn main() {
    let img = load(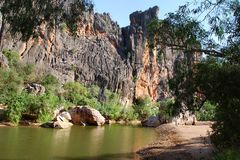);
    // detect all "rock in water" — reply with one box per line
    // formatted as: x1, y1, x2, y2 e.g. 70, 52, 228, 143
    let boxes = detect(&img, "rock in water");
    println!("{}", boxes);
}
69, 106, 105, 126
59, 111, 72, 122
42, 111, 73, 129
53, 120, 73, 129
